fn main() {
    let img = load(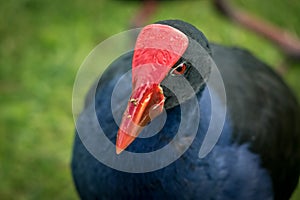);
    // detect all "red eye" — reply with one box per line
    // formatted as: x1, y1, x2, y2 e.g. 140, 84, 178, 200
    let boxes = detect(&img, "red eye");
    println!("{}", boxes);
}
171, 62, 187, 76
